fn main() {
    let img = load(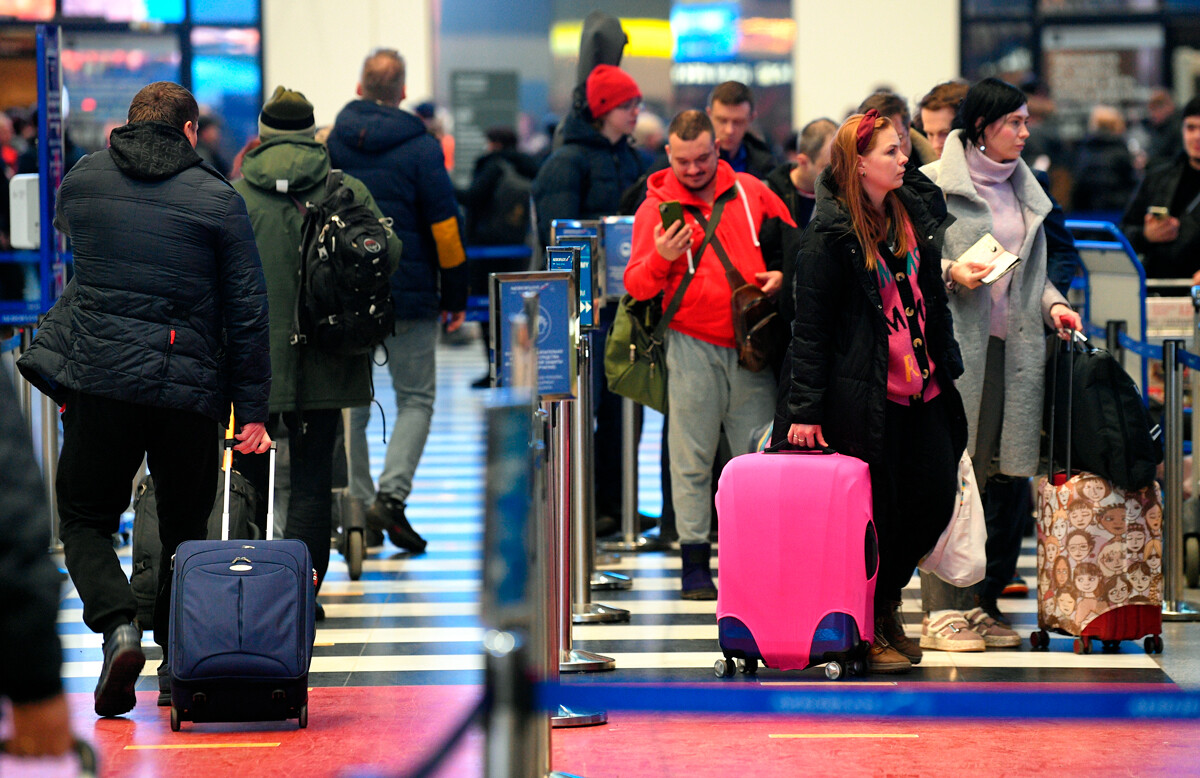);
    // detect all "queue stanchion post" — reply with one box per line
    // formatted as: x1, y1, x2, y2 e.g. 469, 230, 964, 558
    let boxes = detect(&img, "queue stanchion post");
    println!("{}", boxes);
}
599, 398, 659, 553
1106, 320, 1127, 370
1162, 339, 1200, 620
572, 331, 632, 620
18, 326, 32, 423
551, 399, 613, 687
